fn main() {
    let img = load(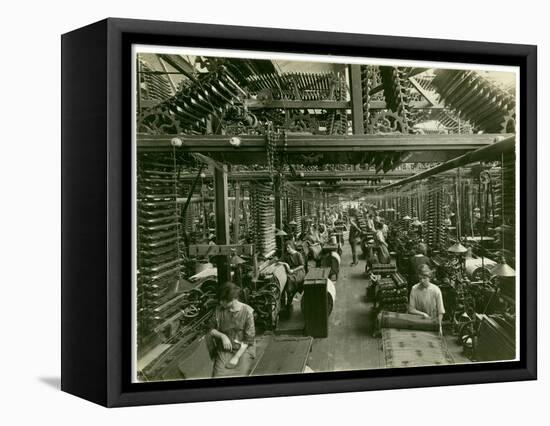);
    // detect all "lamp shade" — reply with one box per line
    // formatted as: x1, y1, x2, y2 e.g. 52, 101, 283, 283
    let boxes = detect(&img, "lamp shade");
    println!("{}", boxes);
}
447, 242, 468, 254
403, 215, 412, 220
492, 258, 516, 277
275, 229, 288, 237
230, 253, 246, 265
411, 218, 422, 226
